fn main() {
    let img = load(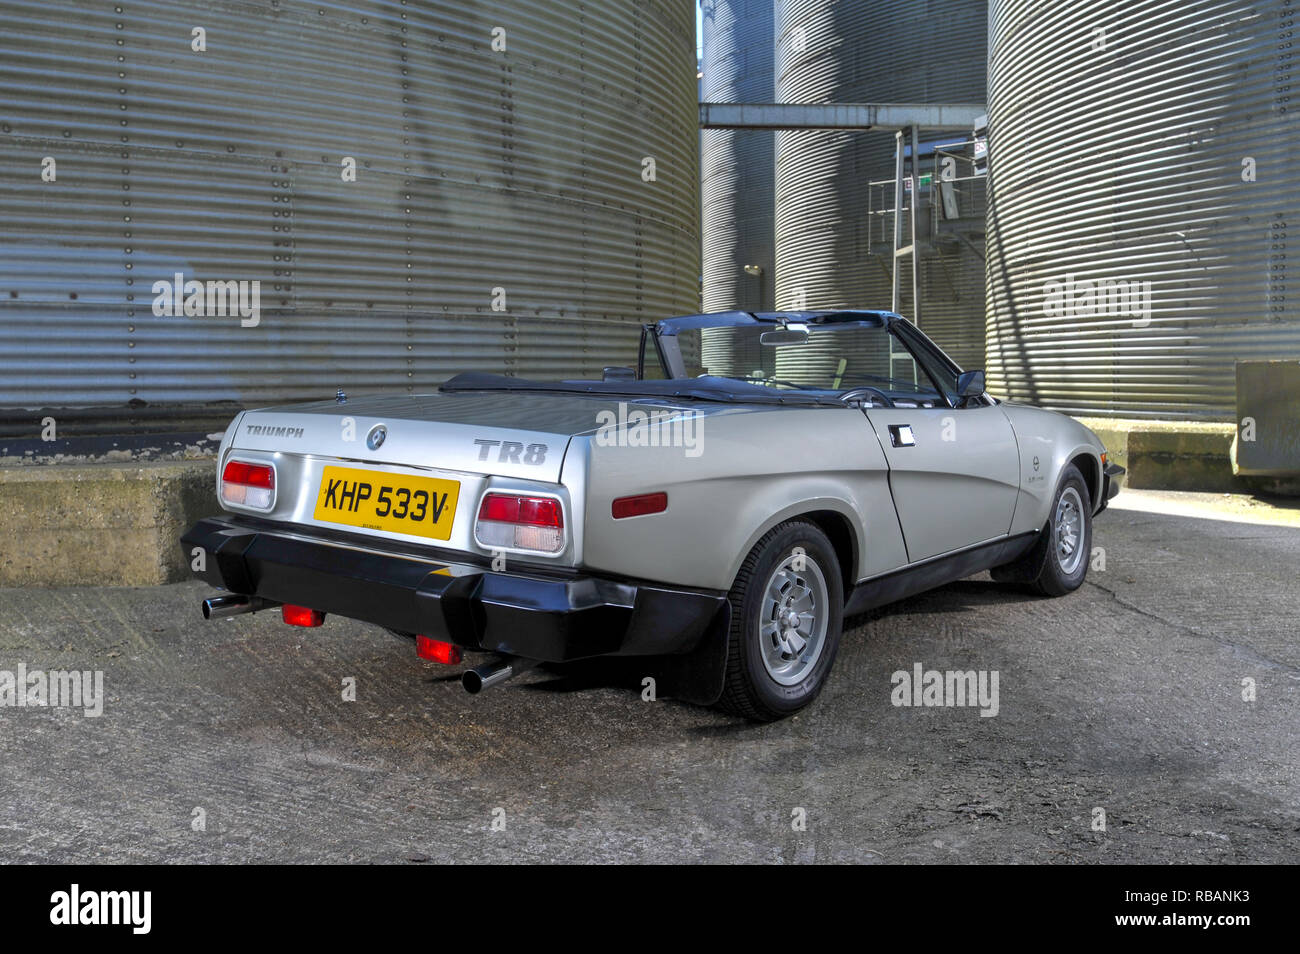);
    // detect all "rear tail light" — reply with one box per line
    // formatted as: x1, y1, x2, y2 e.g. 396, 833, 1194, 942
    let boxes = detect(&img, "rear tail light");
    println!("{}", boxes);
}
221, 459, 275, 510
281, 605, 325, 627
474, 492, 564, 554
416, 635, 462, 665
